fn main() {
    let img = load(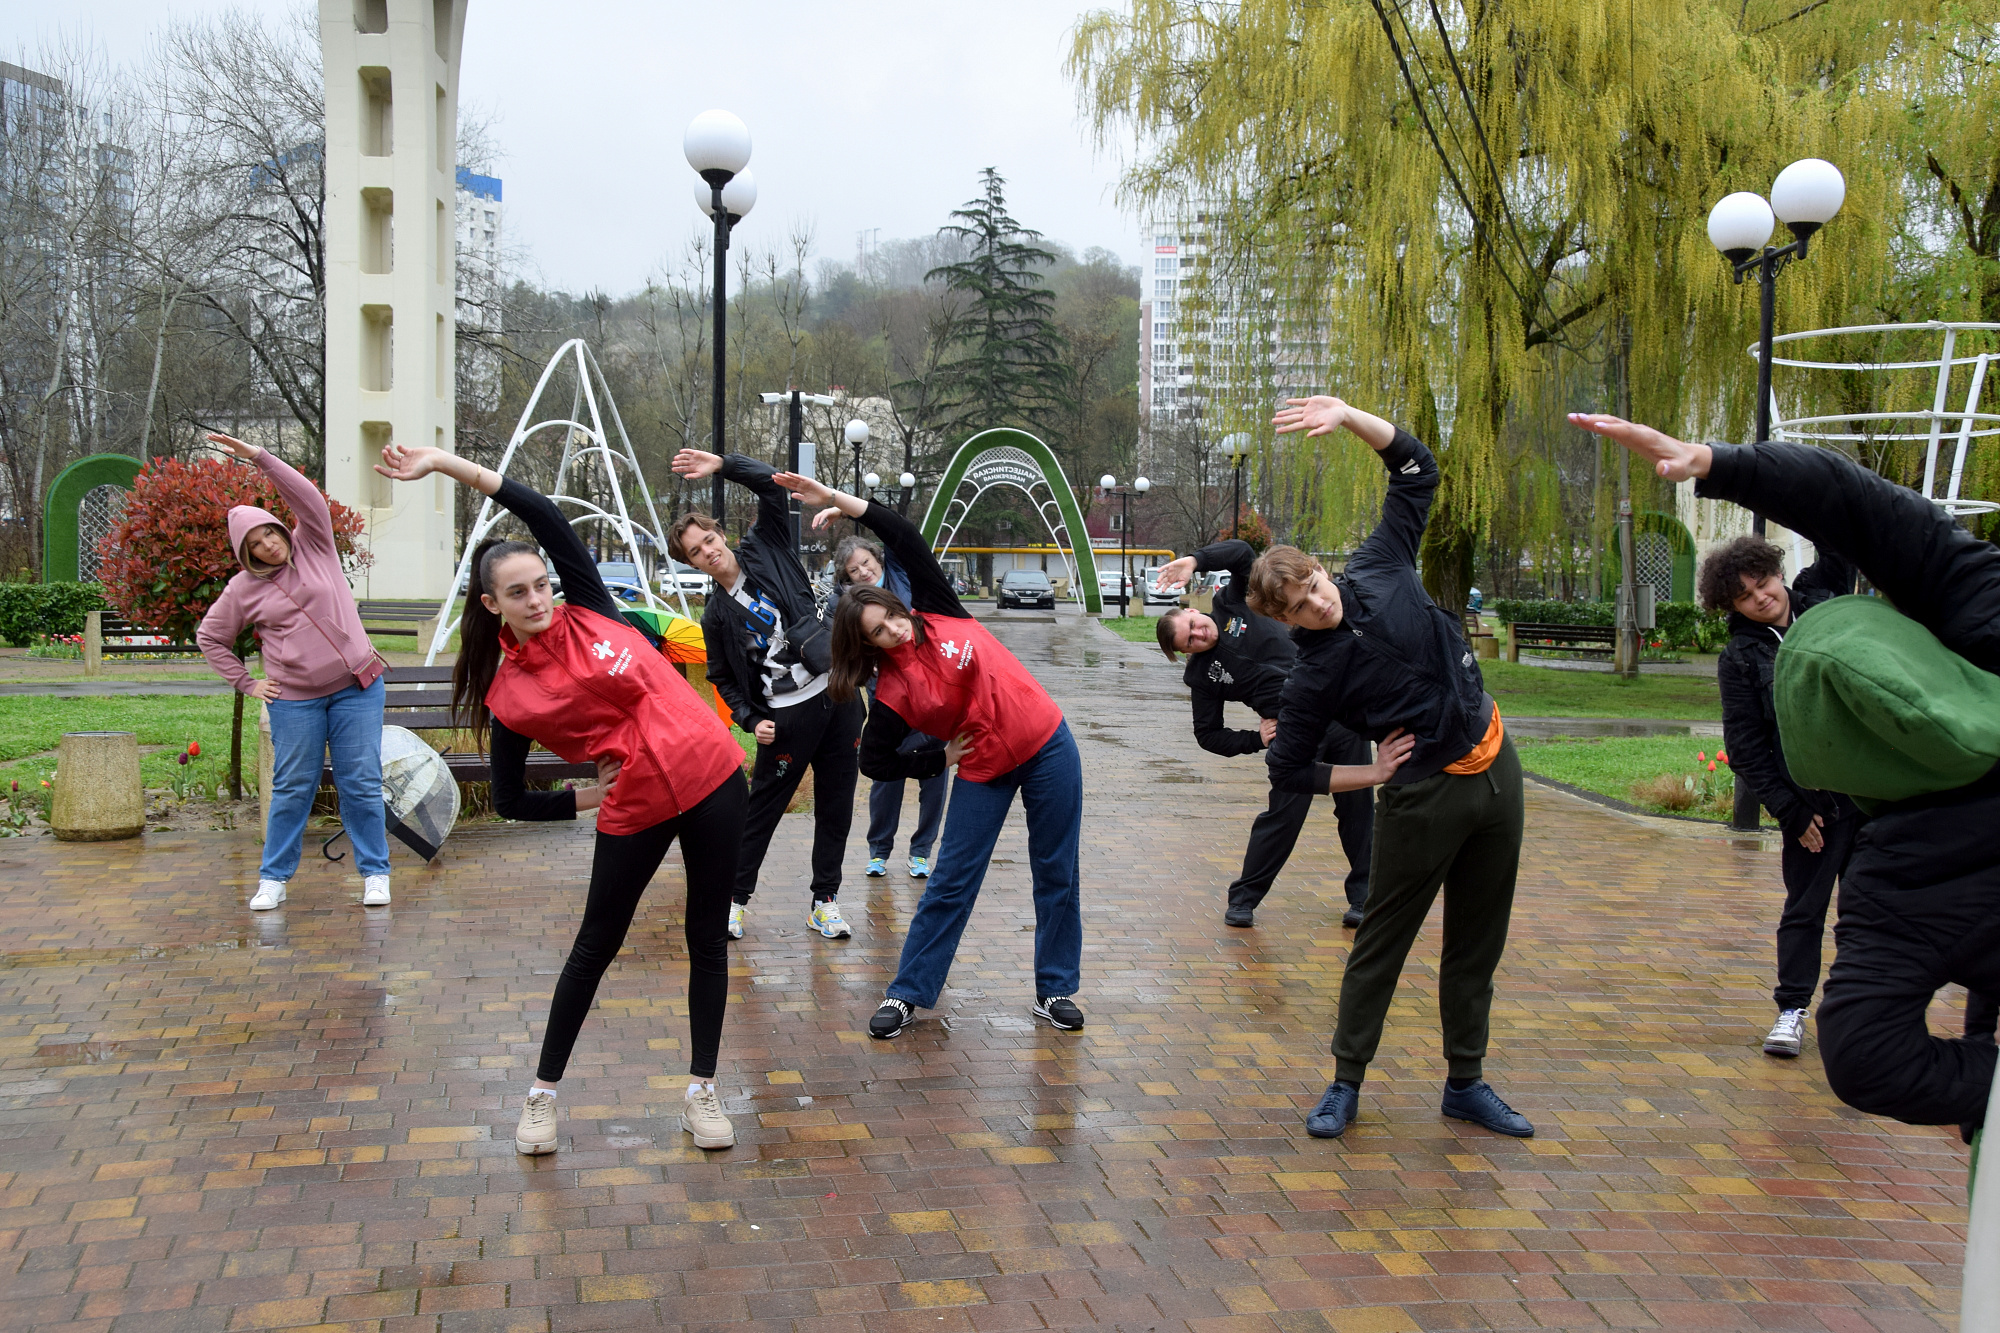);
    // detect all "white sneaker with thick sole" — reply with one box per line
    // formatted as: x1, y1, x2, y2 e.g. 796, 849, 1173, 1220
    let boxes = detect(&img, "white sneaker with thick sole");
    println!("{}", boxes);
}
249, 879, 286, 911
515, 1090, 558, 1155
681, 1083, 735, 1149
809, 900, 852, 938
362, 875, 391, 906
727, 903, 745, 939
1763, 1008, 1808, 1058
